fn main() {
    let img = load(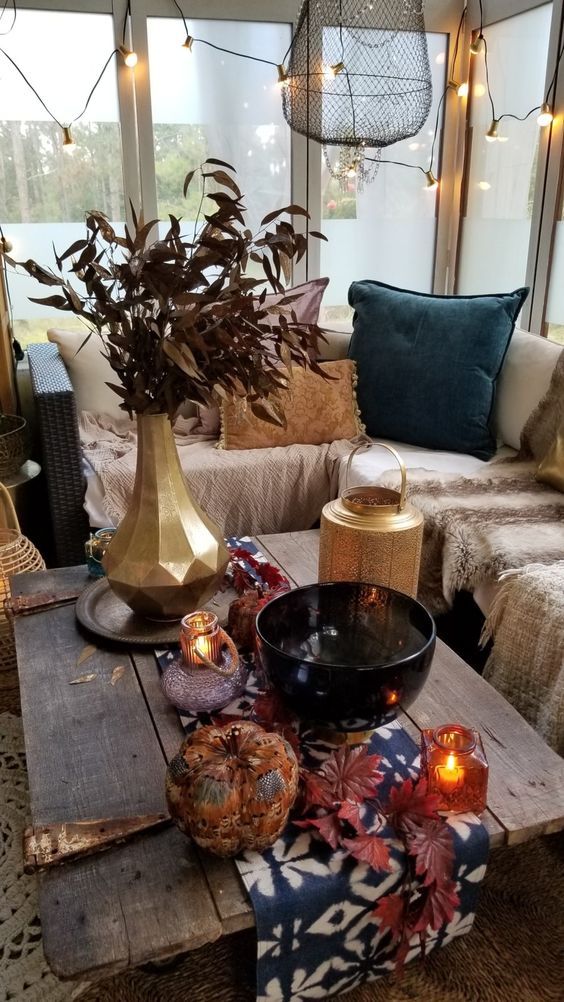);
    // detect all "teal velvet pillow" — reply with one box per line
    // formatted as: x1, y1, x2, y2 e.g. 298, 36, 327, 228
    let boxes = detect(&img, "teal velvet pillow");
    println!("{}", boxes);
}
347, 280, 529, 460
